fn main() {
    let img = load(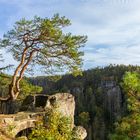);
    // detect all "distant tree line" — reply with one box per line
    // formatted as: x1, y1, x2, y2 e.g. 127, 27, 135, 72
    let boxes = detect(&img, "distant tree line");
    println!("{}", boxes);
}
29, 64, 140, 140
